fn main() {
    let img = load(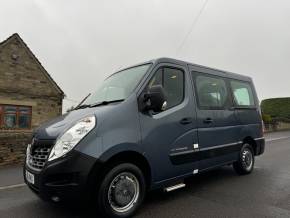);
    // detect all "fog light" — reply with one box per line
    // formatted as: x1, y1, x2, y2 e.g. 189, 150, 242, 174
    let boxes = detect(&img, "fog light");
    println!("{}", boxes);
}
51, 196, 60, 202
